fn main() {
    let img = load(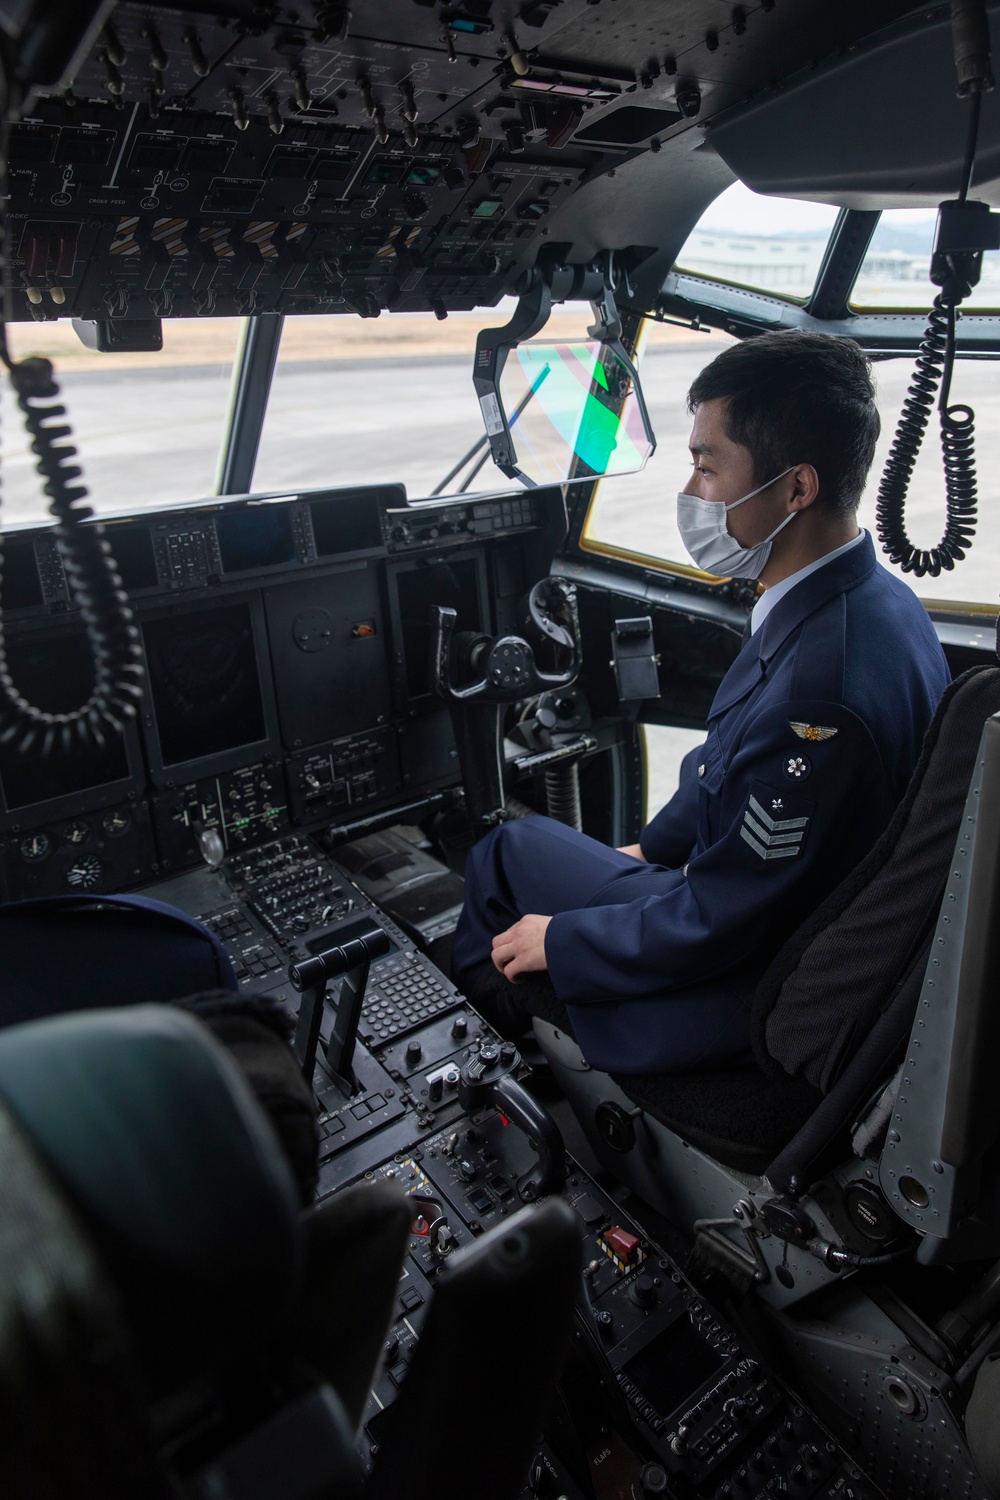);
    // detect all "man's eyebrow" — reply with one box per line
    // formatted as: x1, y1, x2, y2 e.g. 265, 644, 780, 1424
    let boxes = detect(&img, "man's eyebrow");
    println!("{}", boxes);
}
689, 442, 715, 456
